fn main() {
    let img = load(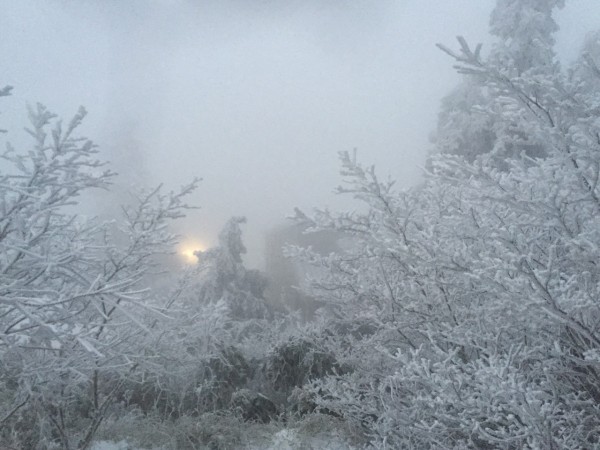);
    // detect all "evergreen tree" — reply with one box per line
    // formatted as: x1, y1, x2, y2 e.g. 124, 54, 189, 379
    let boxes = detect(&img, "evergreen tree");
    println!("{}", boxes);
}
196, 217, 269, 321
433, 0, 565, 165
